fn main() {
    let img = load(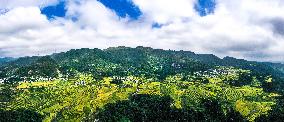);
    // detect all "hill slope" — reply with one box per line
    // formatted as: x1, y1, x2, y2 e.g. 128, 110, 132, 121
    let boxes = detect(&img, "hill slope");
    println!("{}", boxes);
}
0, 57, 15, 65
1, 46, 284, 121
1, 46, 283, 82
